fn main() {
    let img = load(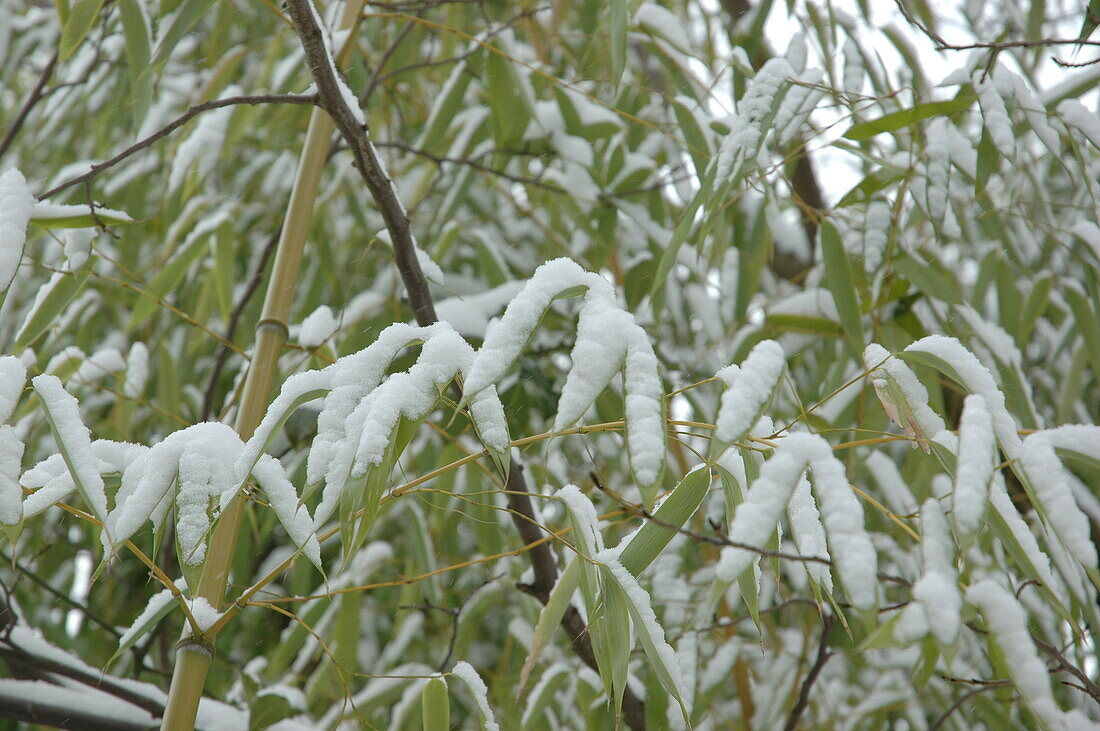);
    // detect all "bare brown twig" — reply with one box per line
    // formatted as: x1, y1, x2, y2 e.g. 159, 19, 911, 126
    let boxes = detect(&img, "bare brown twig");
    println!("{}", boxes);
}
39, 94, 319, 200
